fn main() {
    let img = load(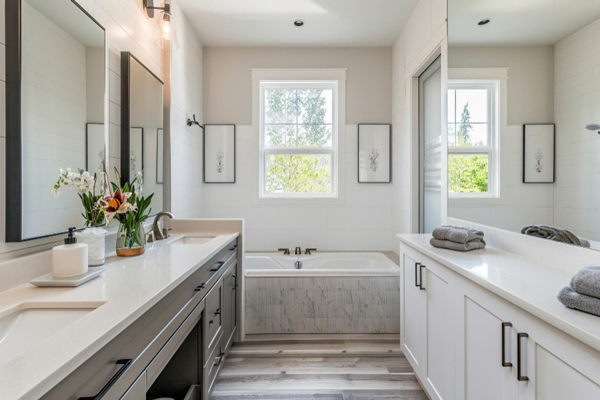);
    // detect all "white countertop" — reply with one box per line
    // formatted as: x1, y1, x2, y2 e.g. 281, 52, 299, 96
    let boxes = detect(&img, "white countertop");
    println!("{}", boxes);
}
398, 234, 600, 353
0, 232, 239, 400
